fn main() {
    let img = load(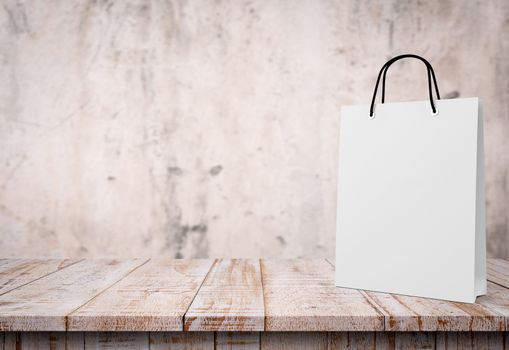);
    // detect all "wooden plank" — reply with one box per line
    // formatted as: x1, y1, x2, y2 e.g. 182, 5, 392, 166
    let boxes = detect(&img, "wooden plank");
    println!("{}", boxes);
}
68, 259, 213, 331
261, 332, 506, 350
261, 332, 434, 350
150, 332, 214, 350
361, 290, 421, 331
336, 252, 506, 333
2, 332, 85, 350
261, 259, 384, 331
0, 332, 507, 350
329, 332, 377, 349
261, 332, 328, 350
364, 289, 504, 331
329, 258, 505, 332
324, 258, 505, 332
0, 259, 147, 331
3, 332, 18, 350
436, 332, 505, 350
333, 332, 434, 350
375, 332, 396, 349
0, 259, 81, 295
476, 281, 509, 330
487, 259, 509, 288
84, 332, 147, 350
394, 332, 435, 349
216, 332, 259, 350
184, 259, 264, 331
